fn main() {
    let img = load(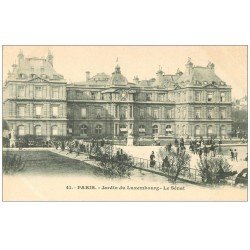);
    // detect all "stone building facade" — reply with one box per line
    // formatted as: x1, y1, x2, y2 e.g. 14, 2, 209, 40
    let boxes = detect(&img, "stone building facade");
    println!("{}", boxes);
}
3, 52, 232, 140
